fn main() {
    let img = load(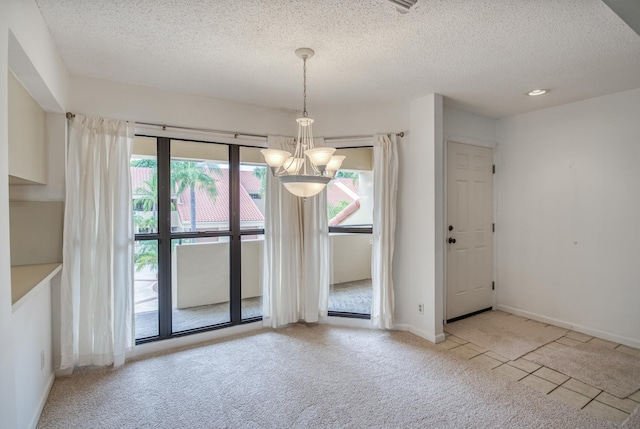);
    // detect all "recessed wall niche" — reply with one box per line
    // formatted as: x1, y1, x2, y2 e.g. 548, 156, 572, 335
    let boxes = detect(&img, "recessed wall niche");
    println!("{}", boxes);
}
8, 69, 47, 185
